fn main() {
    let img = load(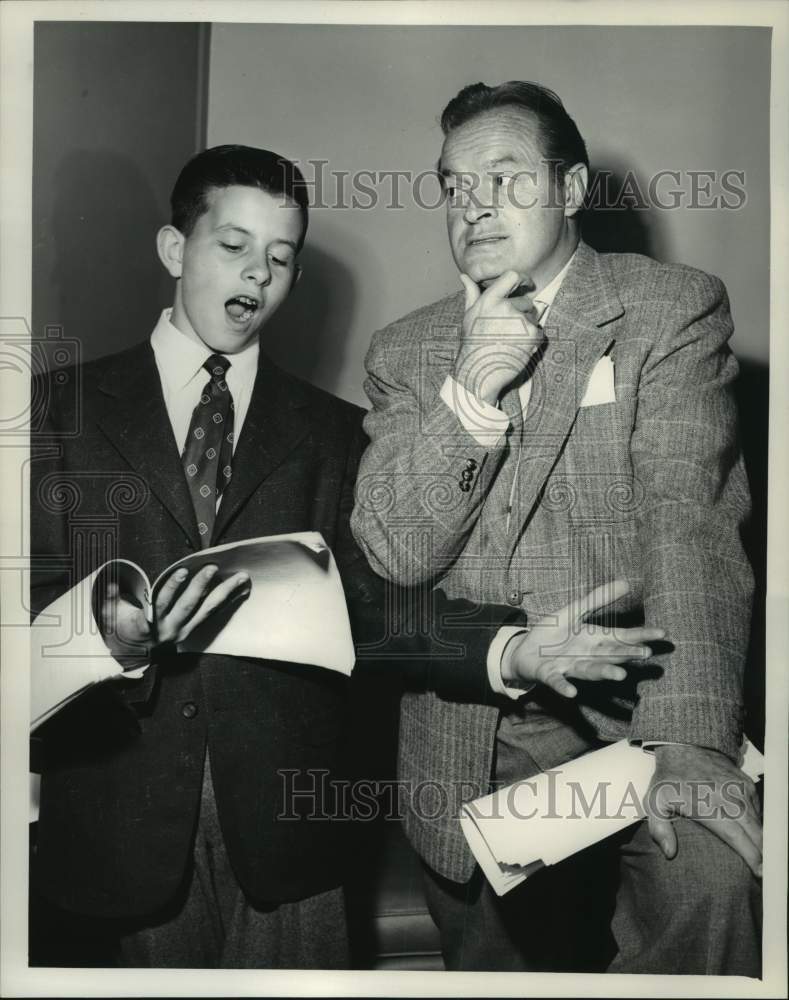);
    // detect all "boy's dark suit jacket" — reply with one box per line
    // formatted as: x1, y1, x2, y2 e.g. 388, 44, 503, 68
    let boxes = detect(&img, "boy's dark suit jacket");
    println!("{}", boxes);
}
30, 342, 518, 920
